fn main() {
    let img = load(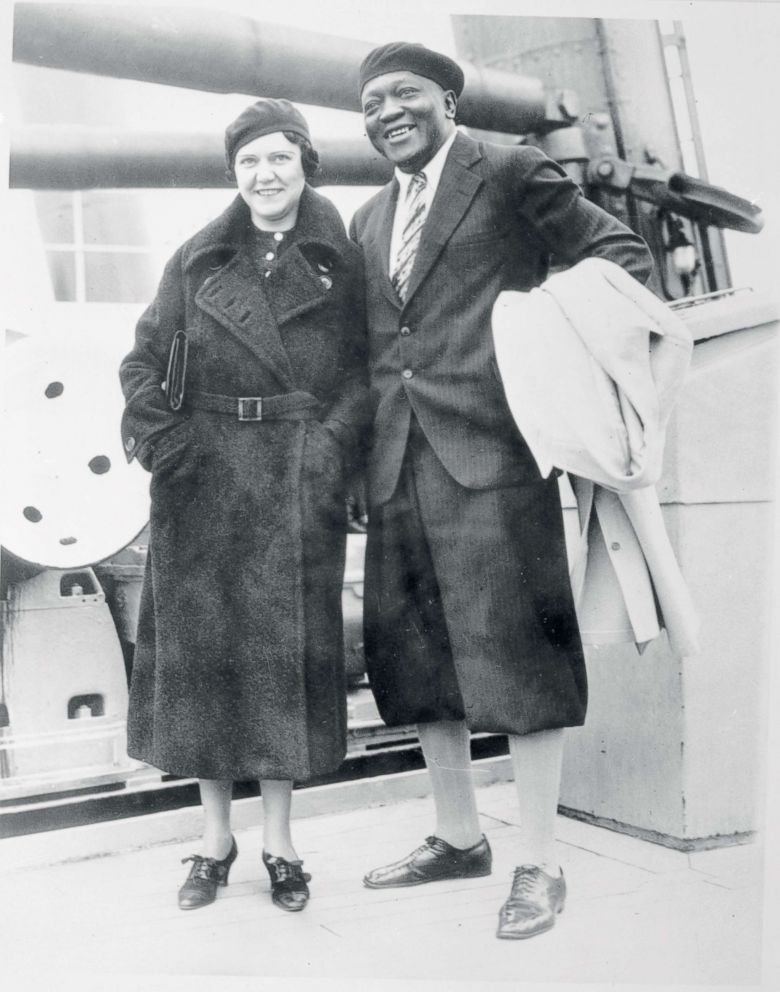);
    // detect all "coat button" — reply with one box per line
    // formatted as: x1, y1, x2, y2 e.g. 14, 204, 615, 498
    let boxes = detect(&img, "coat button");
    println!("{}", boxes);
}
320, 275, 333, 290
125, 437, 135, 452
401, 369, 413, 380
611, 541, 621, 551
400, 325, 411, 336
265, 252, 275, 261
